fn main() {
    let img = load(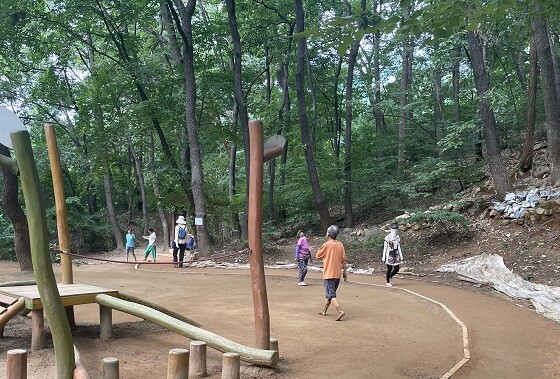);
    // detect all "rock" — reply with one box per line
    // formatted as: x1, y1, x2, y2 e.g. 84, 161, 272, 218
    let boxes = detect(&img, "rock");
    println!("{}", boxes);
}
489, 209, 502, 217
